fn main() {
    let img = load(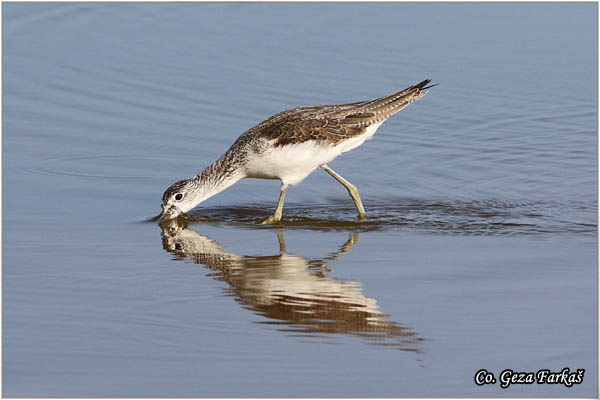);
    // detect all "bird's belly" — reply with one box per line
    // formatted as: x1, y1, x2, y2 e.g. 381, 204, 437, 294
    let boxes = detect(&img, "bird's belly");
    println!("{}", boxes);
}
244, 130, 377, 186
245, 141, 332, 185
